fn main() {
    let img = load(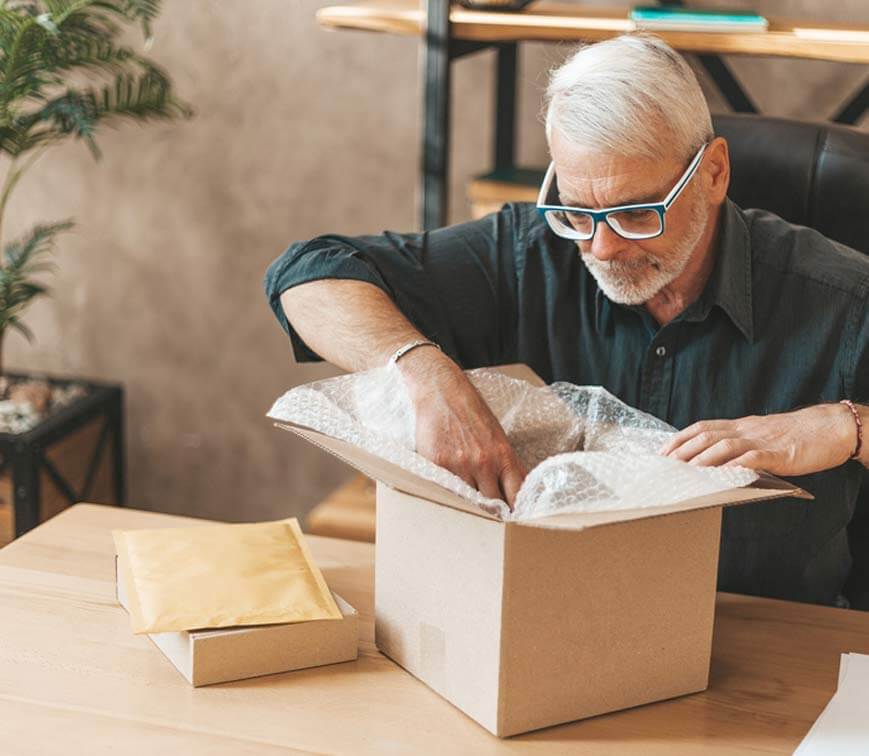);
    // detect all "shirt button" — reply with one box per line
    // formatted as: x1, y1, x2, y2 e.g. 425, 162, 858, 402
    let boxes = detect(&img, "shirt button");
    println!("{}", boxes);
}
655, 346, 667, 357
